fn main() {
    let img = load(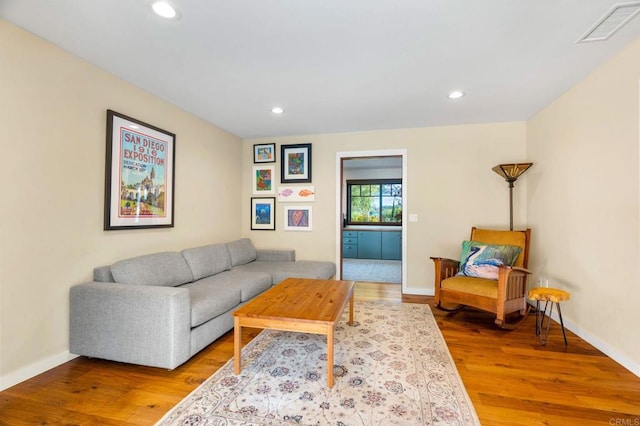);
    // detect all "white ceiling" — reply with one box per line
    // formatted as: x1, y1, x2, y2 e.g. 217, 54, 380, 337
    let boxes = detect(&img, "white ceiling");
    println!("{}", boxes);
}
3, 1, 640, 139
